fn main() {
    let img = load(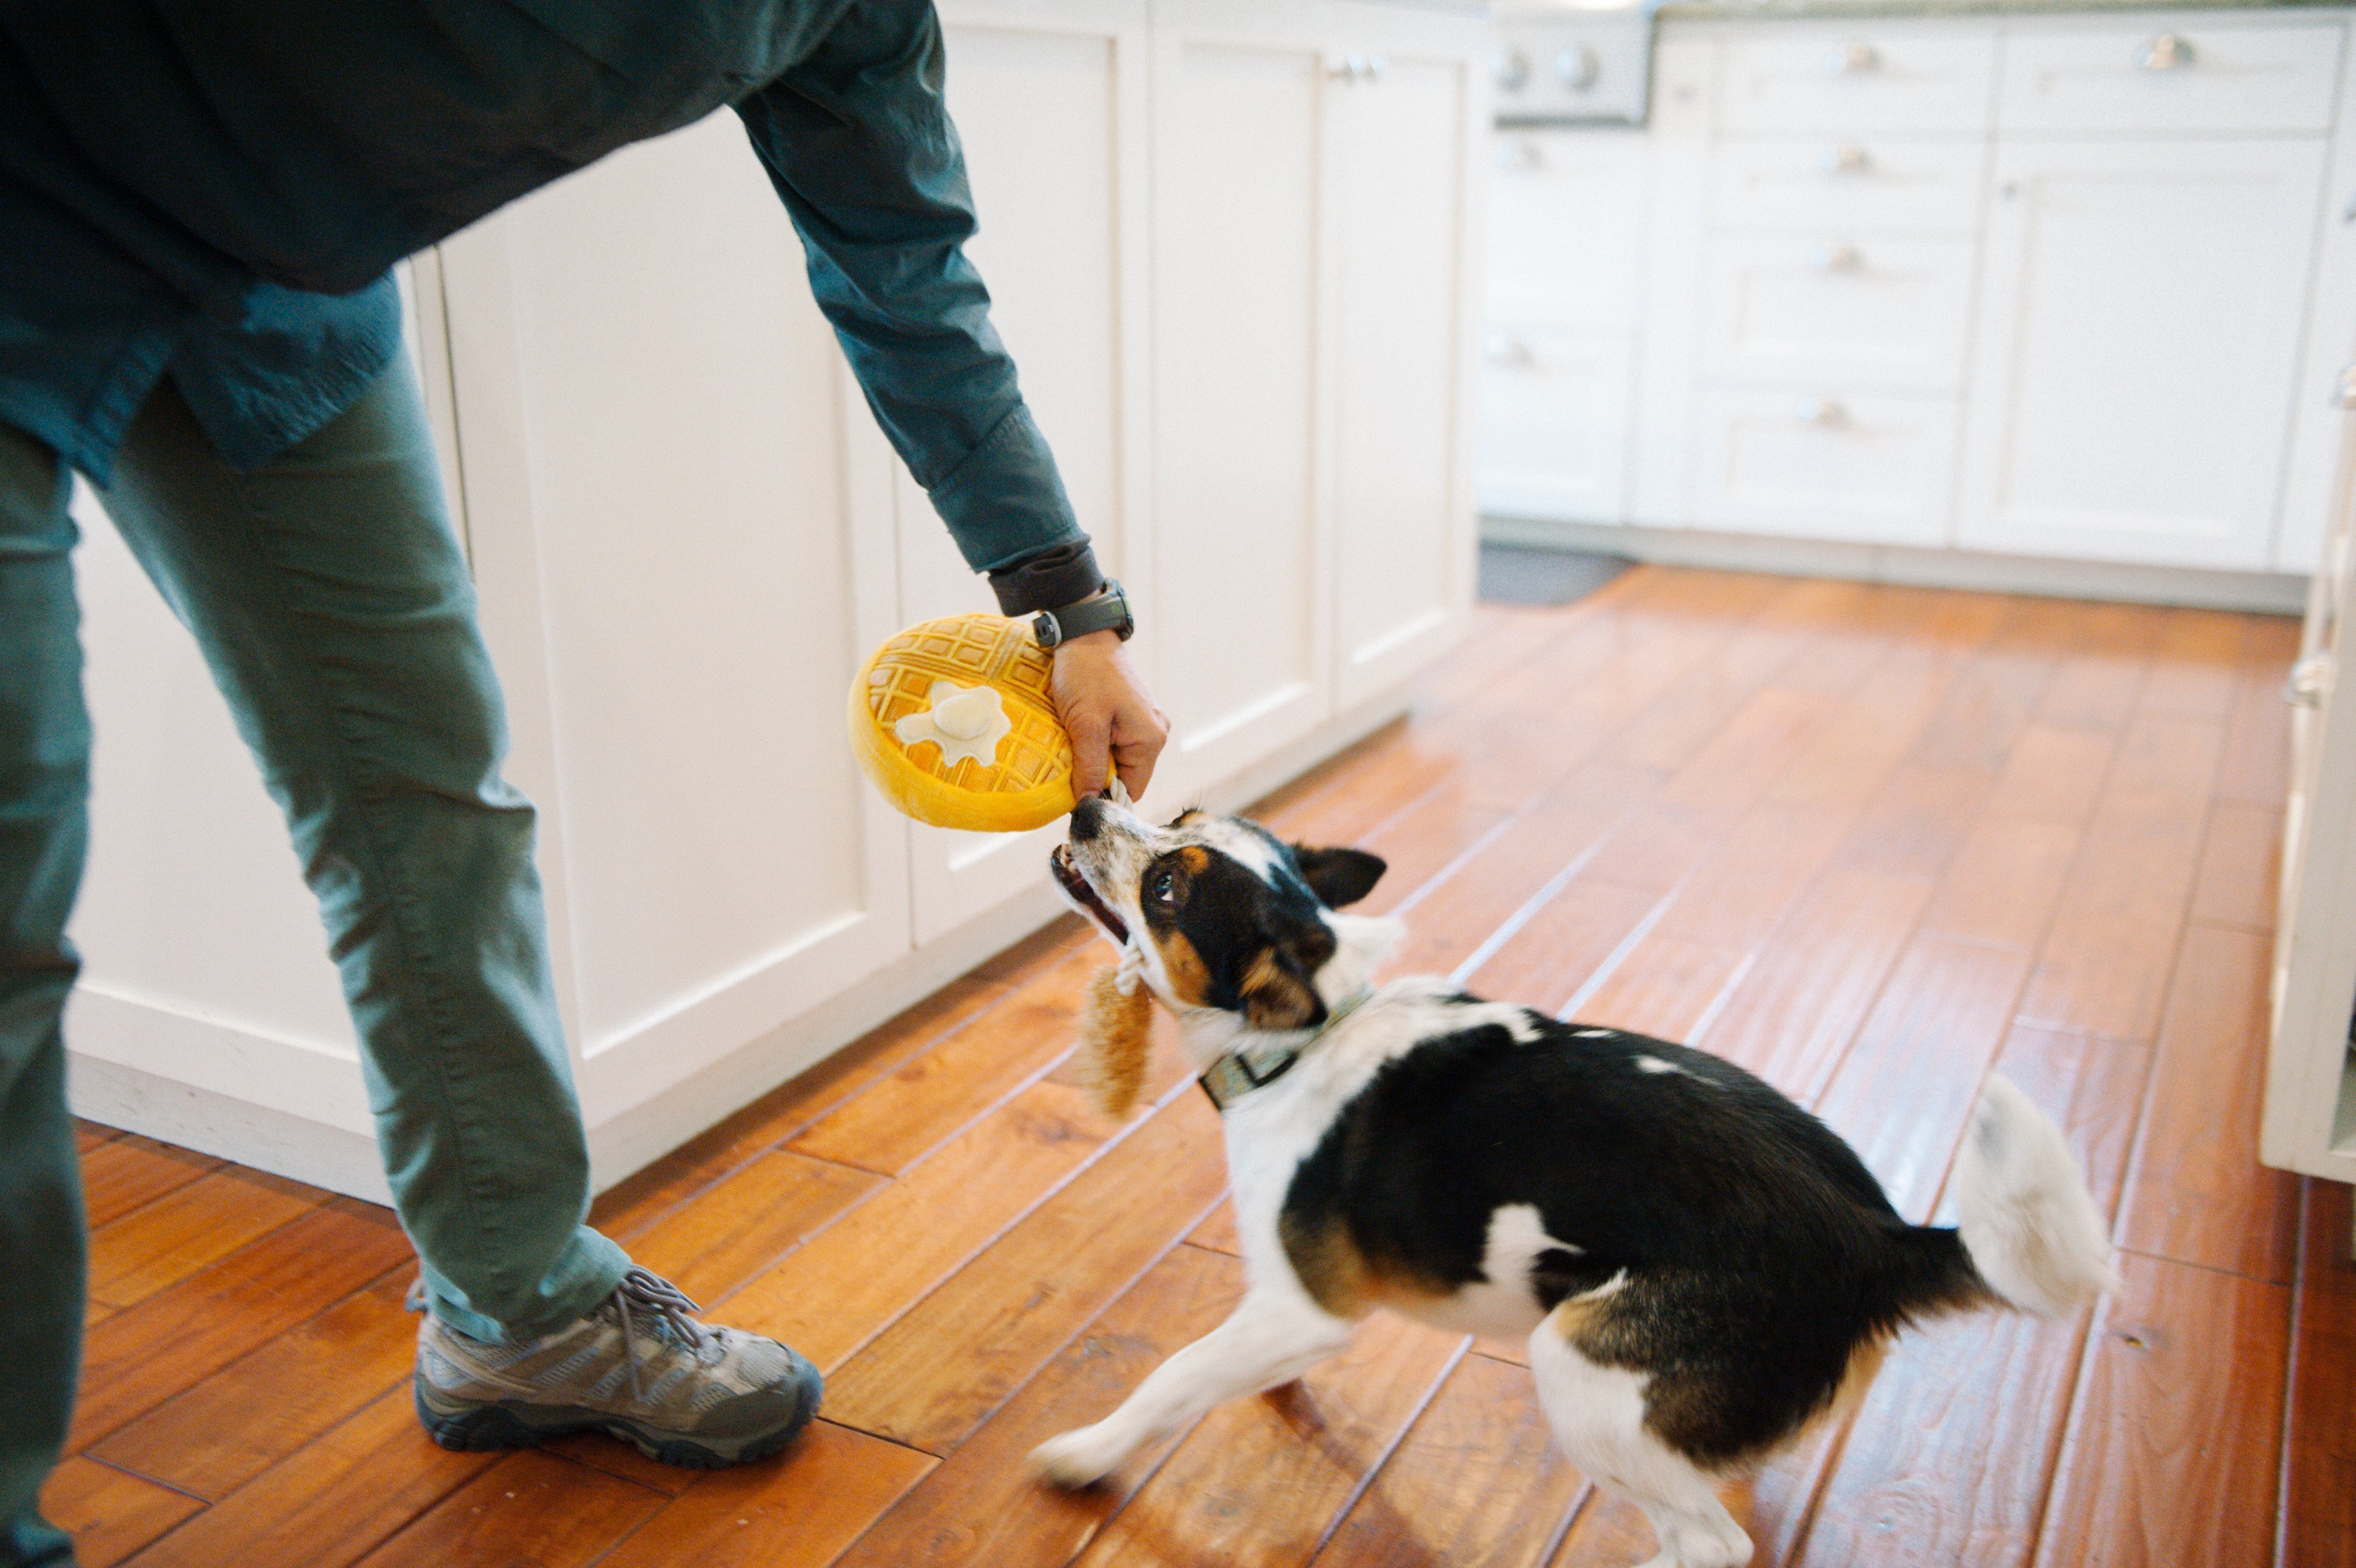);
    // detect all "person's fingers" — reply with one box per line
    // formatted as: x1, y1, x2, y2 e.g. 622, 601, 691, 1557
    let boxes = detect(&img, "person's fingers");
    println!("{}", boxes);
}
1110, 703, 1170, 800
1067, 701, 1113, 798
